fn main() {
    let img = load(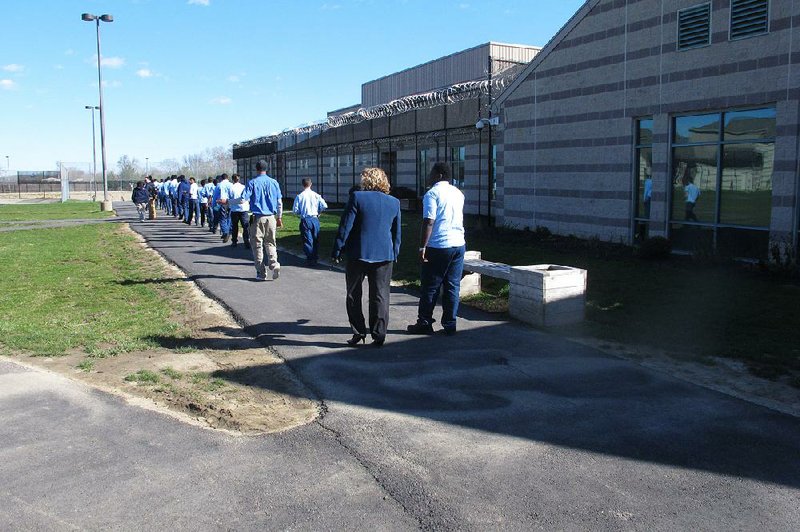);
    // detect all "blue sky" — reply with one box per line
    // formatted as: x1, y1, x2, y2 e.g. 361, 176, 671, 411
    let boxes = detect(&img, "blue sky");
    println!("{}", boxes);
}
0, 0, 585, 172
